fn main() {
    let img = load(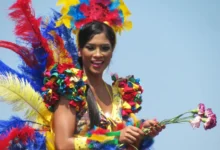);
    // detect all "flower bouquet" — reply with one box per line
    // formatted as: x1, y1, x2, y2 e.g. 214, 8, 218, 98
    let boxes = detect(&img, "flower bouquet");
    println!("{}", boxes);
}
143, 103, 217, 135
87, 103, 217, 150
